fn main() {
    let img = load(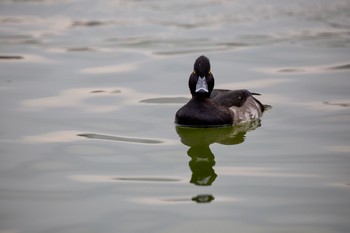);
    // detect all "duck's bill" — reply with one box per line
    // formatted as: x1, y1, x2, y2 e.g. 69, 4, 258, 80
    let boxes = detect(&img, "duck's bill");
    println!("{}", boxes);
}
195, 77, 209, 93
